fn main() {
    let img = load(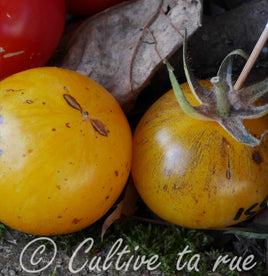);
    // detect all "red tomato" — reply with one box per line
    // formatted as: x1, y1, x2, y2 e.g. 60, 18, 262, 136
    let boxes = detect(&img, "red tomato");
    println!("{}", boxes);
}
65, 0, 124, 16
0, 0, 66, 80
